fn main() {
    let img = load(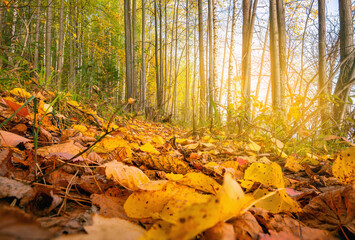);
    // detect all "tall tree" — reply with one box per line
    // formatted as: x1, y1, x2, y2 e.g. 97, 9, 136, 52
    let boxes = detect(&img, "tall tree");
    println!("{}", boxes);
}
333, 0, 355, 124
198, 0, 206, 124
124, 0, 133, 101
242, 0, 258, 119
45, 0, 52, 82
154, 0, 162, 109
34, 0, 41, 70
185, 0, 190, 122
141, 0, 146, 110
318, 0, 329, 125
227, 0, 237, 129
132, 0, 137, 102
208, 0, 214, 121
276, 0, 286, 111
269, 0, 282, 110
57, 0, 65, 91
